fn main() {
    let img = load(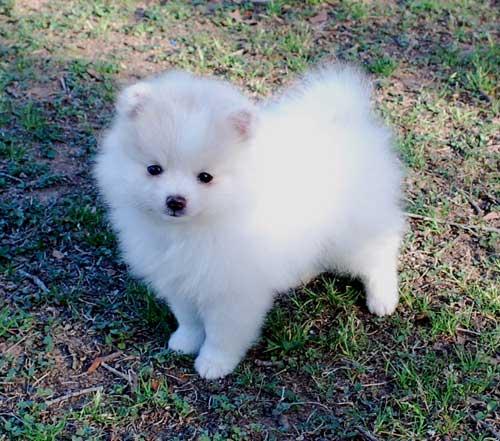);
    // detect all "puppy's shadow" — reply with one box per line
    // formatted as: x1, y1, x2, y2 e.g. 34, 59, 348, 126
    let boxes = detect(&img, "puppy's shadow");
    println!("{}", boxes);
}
259, 273, 368, 356
288, 272, 366, 312
125, 281, 176, 340
306, 273, 365, 304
